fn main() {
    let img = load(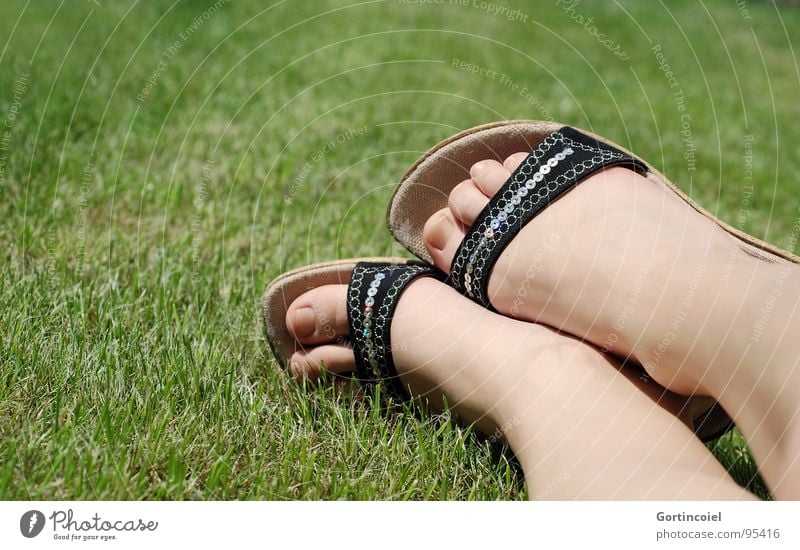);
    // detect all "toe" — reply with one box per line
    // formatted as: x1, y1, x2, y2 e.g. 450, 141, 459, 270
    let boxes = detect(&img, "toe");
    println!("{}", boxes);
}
286, 285, 349, 345
423, 208, 467, 273
448, 179, 490, 227
469, 159, 504, 181
471, 161, 512, 198
503, 152, 528, 172
289, 344, 355, 382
